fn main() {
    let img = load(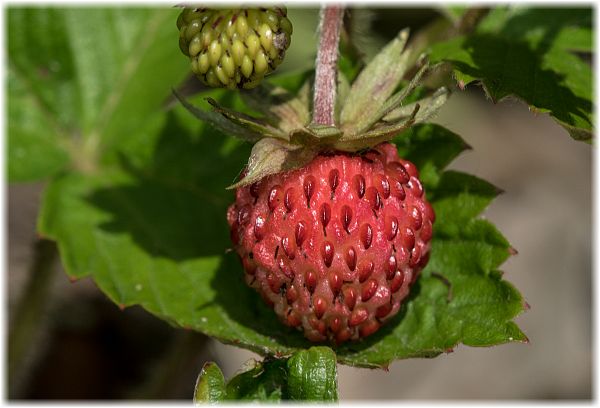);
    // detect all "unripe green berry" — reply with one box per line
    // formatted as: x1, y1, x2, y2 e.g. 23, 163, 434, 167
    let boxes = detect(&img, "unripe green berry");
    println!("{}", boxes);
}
208, 41, 221, 65
205, 70, 219, 87
189, 36, 202, 57
245, 33, 260, 58
231, 40, 245, 66
241, 55, 253, 78
177, 6, 292, 89
215, 65, 229, 86
221, 54, 235, 78
264, 10, 280, 31
254, 50, 268, 76
185, 20, 202, 41
200, 30, 213, 48
258, 23, 273, 51
198, 52, 210, 73
236, 15, 249, 37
